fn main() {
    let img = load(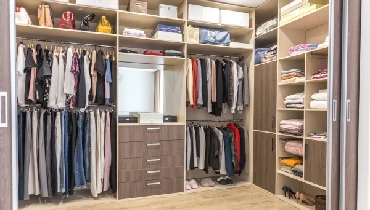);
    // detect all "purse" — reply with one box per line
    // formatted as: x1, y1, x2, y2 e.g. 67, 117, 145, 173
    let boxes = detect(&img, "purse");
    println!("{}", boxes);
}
38, 4, 54, 27
96, 16, 113, 34
15, 7, 32, 25
59, 11, 75, 29
79, 13, 96, 31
